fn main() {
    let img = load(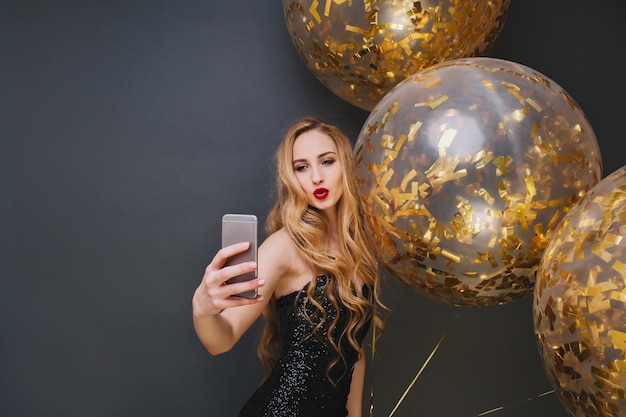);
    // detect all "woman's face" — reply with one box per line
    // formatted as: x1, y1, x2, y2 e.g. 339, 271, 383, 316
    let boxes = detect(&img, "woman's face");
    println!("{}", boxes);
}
292, 130, 344, 213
